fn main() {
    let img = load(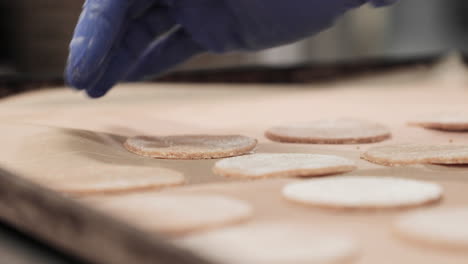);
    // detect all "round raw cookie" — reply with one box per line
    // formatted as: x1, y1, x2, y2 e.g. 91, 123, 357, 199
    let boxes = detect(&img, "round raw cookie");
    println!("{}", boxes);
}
265, 118, 391, 144
282, 176, 442, 210
41, 165, 185, 195
394, 208, 468, 250
362, 144, 468, 166
176, 223, 359, 264
124, 135, 257, 159
213, 153, 356, 179
83, 194, 252, 236
409, 112, 468, 131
